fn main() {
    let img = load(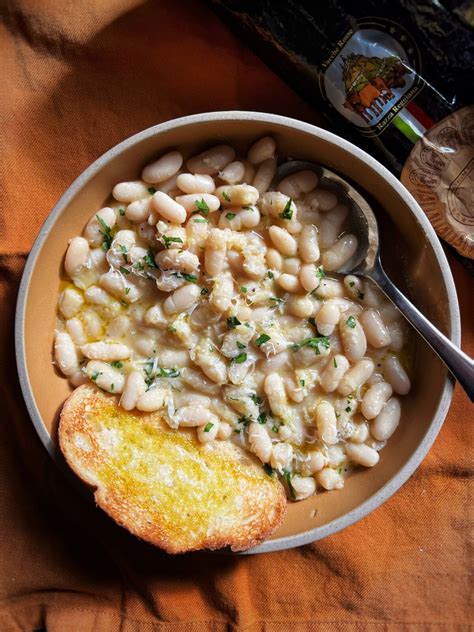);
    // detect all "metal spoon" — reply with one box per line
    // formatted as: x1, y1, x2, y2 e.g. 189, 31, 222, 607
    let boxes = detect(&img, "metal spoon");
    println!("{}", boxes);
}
276, 161, 474, 401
